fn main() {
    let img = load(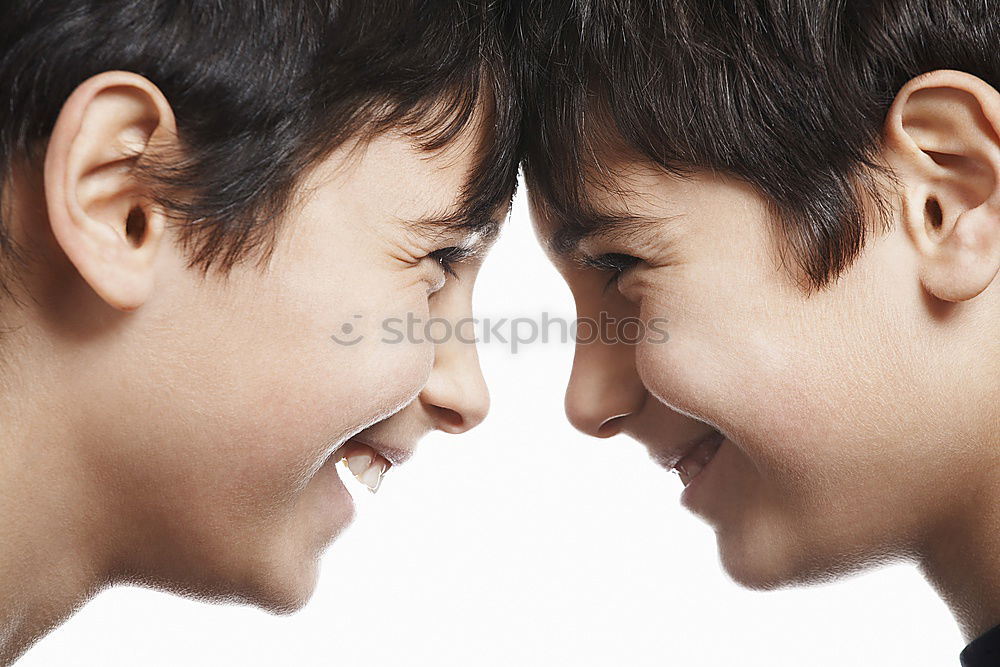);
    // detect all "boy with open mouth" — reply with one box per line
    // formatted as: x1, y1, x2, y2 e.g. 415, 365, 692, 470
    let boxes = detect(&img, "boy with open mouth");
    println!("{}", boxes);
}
520, 1, 999, 664
0, 1, 519, 662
